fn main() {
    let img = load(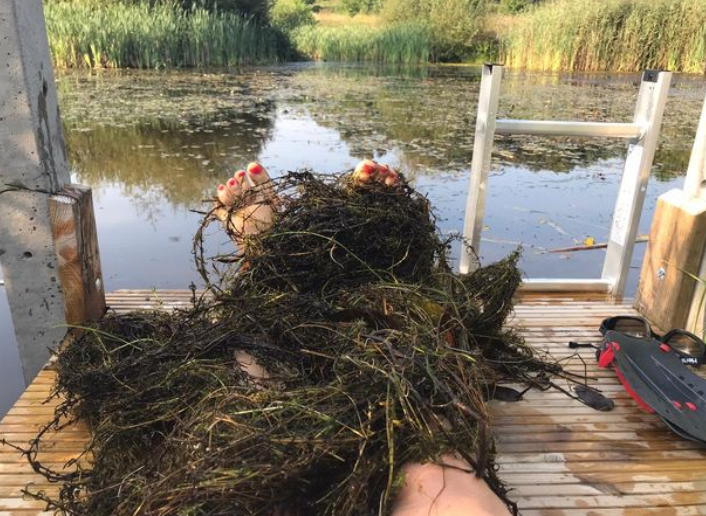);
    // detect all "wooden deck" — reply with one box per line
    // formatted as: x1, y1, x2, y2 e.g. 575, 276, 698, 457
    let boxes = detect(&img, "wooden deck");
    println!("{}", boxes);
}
2, 291, 706, 516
